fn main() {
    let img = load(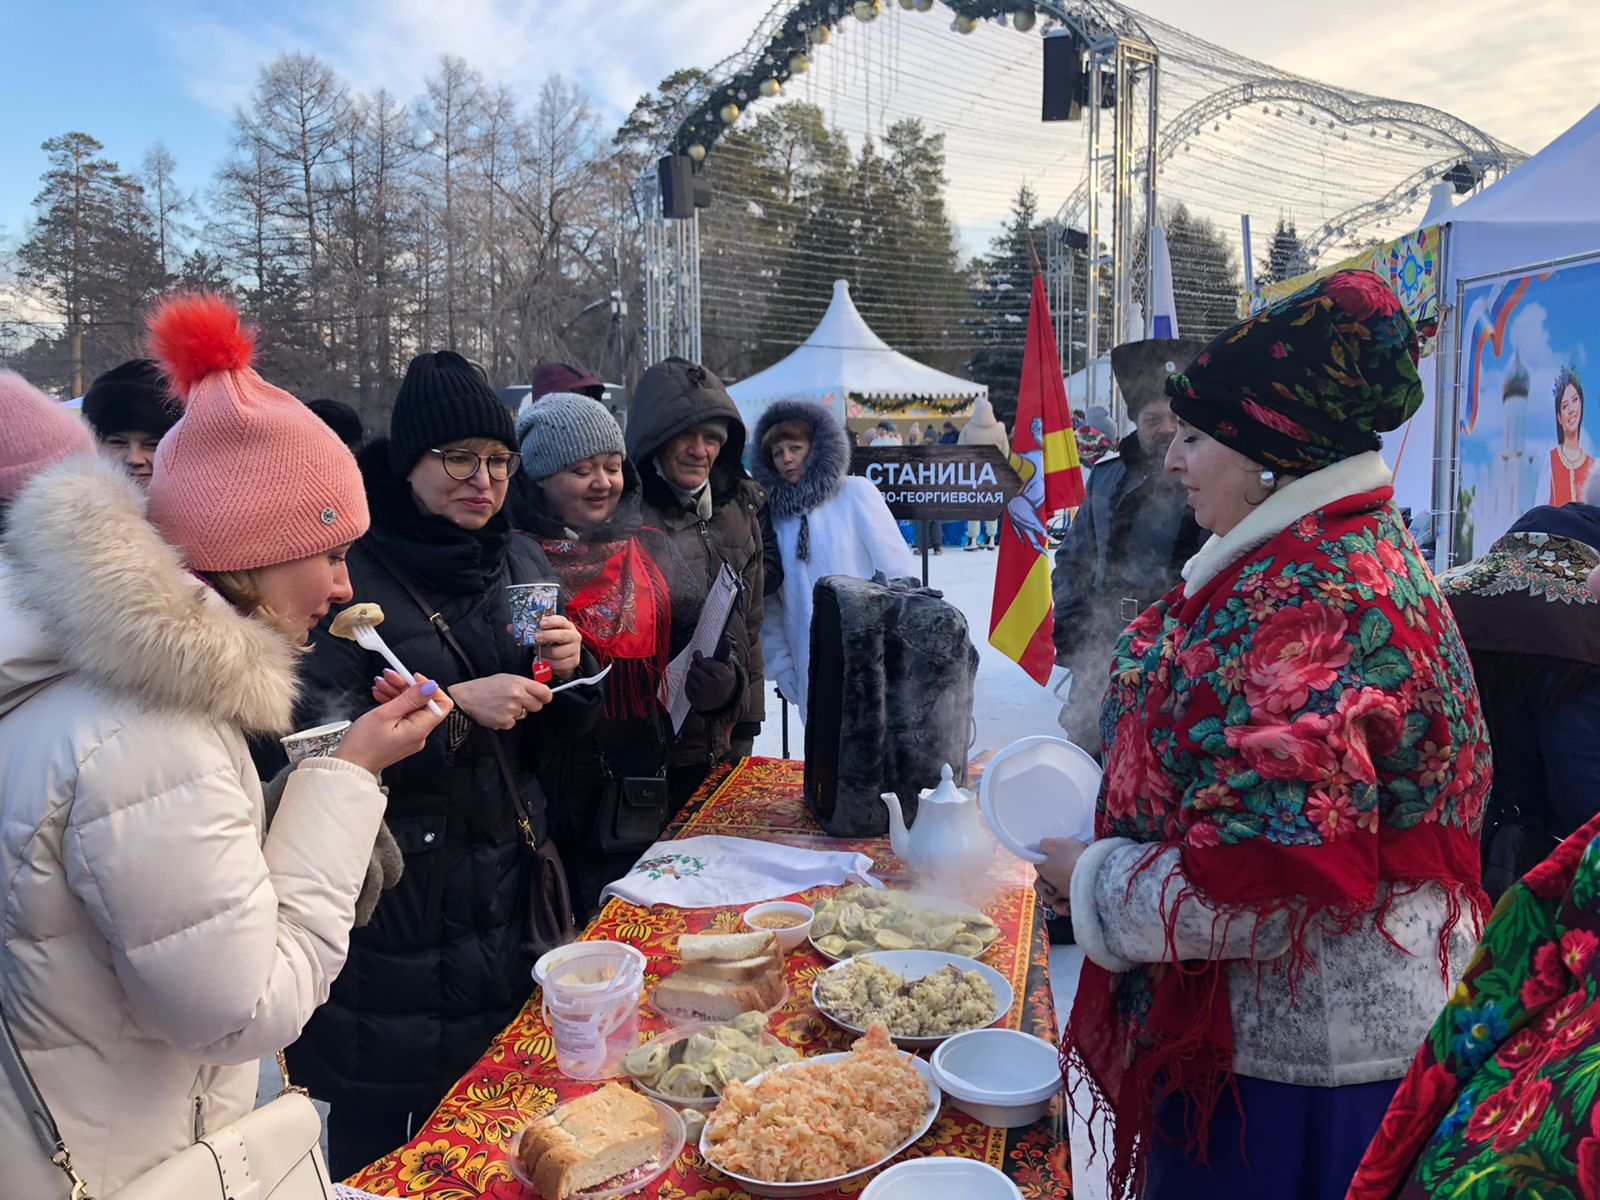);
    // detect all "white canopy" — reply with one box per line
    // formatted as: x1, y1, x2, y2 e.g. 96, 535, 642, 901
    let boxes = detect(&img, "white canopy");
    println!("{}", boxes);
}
727, 279, 985, 427
1445, 103, 1600, 289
